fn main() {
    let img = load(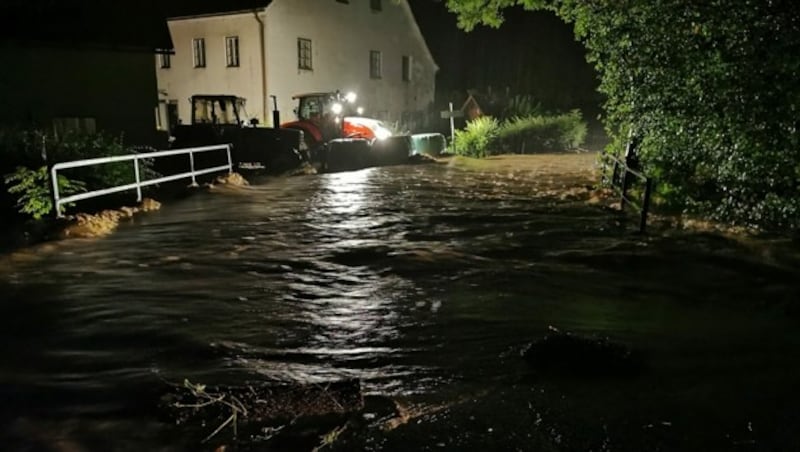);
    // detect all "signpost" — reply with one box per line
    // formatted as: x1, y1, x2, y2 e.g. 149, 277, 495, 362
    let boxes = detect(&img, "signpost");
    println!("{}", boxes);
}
440, 102, 463, 148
